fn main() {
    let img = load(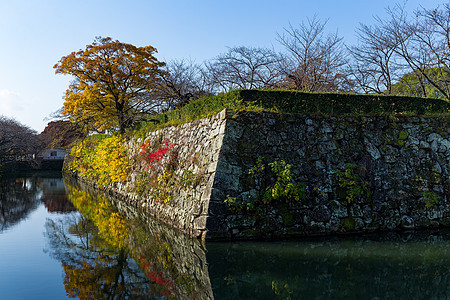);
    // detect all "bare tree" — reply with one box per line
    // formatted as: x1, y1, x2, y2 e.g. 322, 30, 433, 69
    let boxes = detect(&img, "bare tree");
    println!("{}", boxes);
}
205, 46, 283, 92
408, 4, 450, 99
276, 16, 349, 92
156, 59, 212, 111
348, 14, 404, 94
379, 4, 450, 99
